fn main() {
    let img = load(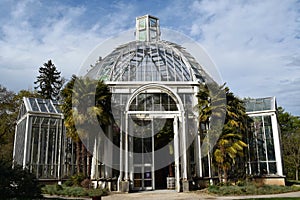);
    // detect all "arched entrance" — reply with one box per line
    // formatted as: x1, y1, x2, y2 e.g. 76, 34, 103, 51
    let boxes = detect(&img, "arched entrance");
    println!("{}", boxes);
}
121, 84, 187, 192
